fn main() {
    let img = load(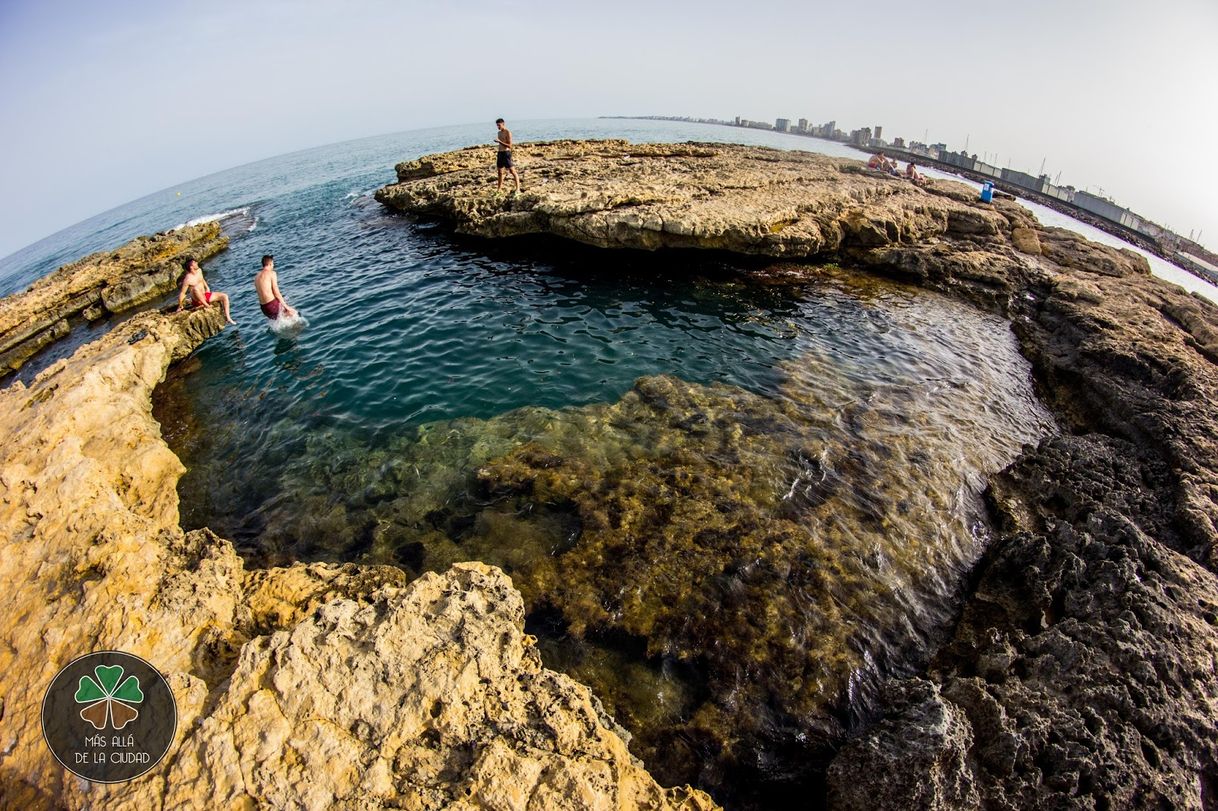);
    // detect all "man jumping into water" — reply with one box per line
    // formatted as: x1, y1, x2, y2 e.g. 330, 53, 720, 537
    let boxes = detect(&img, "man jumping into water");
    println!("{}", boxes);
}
495, 118, 521, 192
254, 254, 297, 320
176, 257, 235, 324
